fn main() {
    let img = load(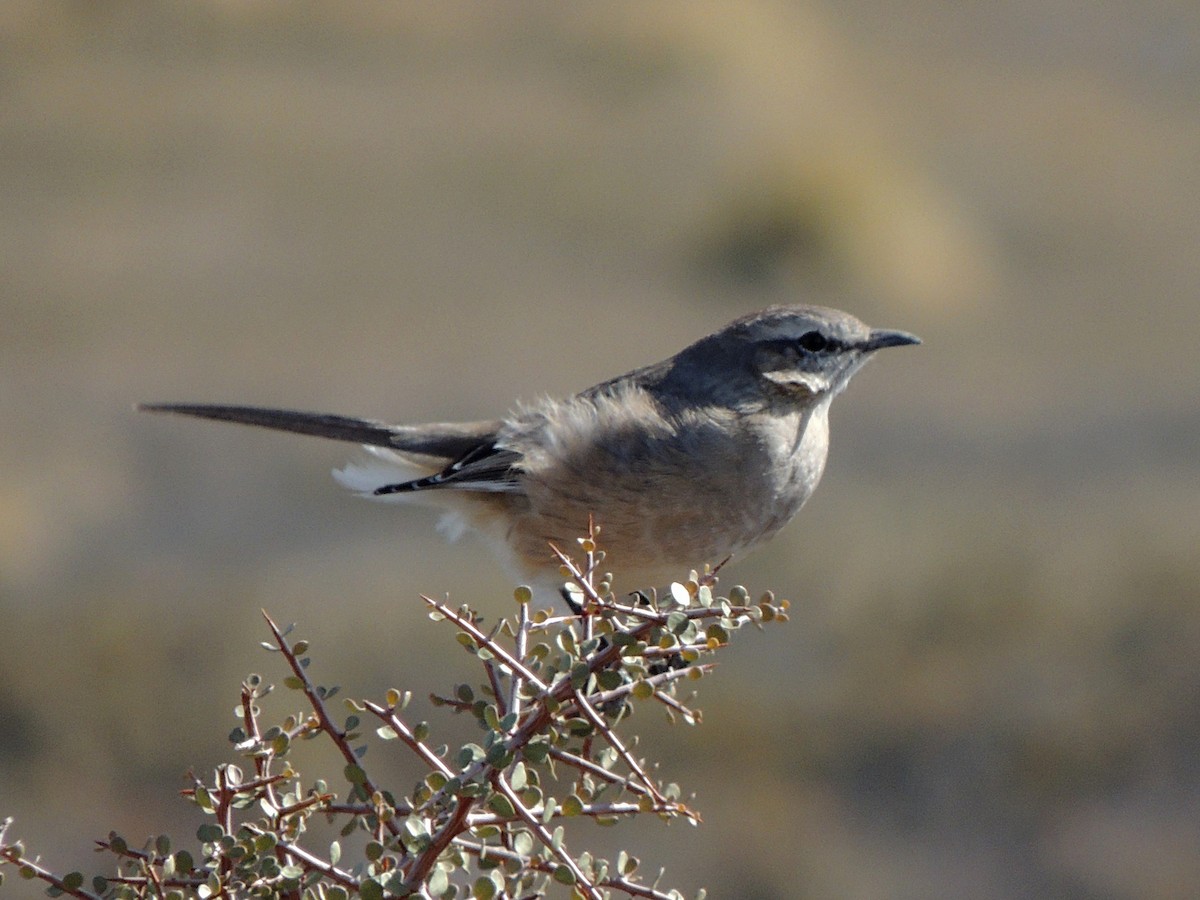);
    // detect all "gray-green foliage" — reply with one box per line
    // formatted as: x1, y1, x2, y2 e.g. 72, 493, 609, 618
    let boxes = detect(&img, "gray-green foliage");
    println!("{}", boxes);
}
0, 534, 787, 898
